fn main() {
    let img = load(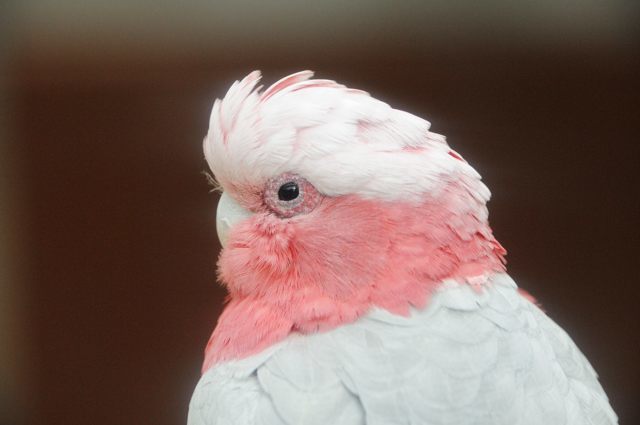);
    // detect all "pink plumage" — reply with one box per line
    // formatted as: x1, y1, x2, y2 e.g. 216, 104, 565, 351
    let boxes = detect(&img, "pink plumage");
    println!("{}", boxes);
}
202, 71, 505, 370
189, 71, 617, 425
